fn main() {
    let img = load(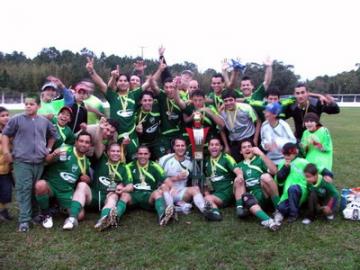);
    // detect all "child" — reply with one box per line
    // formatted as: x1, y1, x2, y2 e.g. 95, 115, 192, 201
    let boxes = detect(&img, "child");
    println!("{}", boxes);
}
301, 112, 333, 172
0, 106, 12, 221
302, 163, 338, 224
